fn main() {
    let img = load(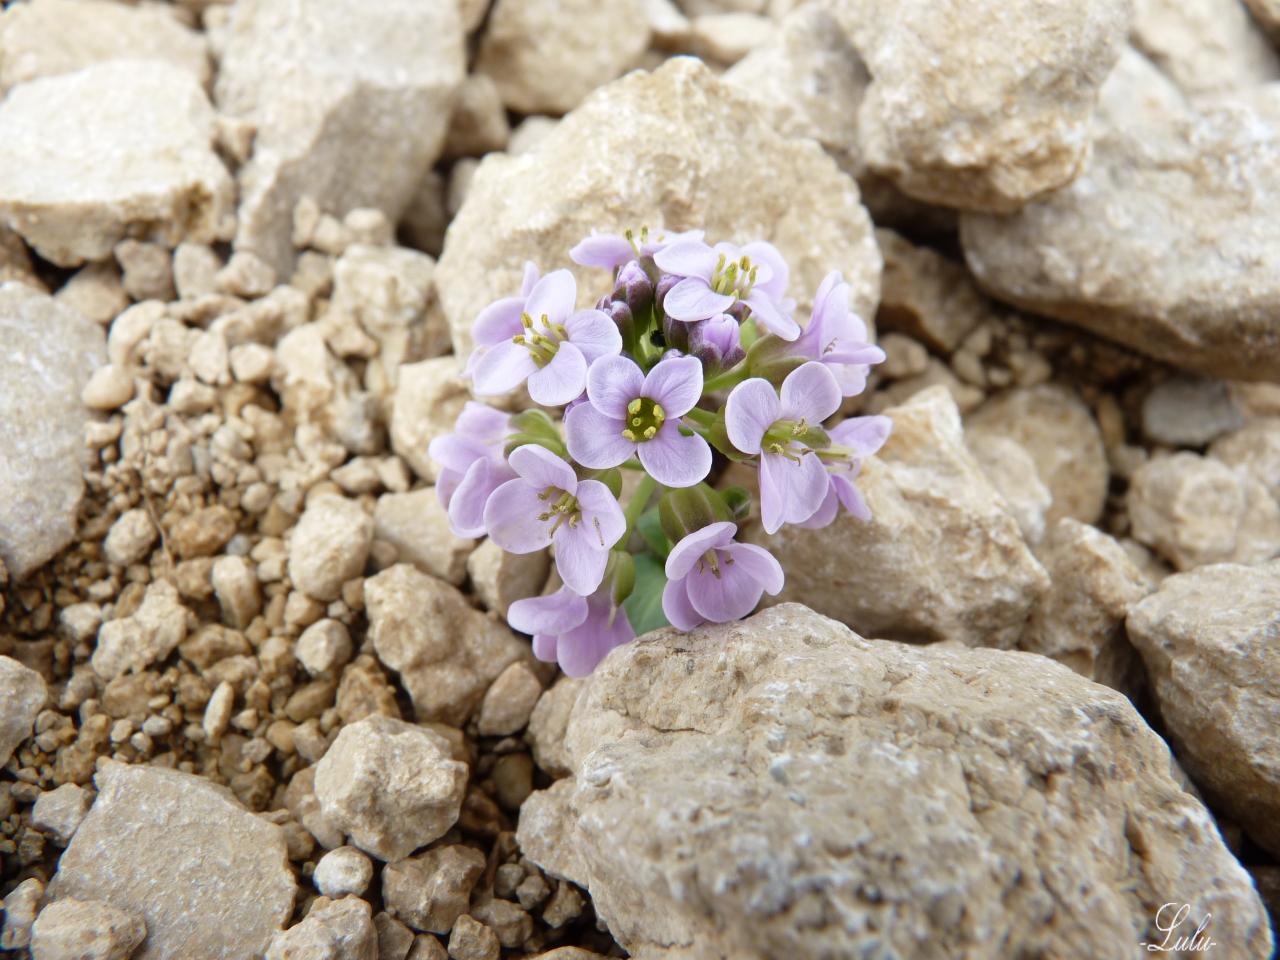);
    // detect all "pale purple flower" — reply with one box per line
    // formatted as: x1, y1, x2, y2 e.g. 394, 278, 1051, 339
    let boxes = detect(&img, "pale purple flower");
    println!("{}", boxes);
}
687, 313, 744, 371
428, 402, 515, 538
725, 362, 842, 534
483, 445, 626, 595
508, 584, 635, 677
792, 271, 885, 396
800, 415, 893, 528
661, 521, 784, 631
571, 227, 705, 271
653, 238, 799, 340
464, 261, 539, 378
469, 269, 622, 406
565, 354, 711, 488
